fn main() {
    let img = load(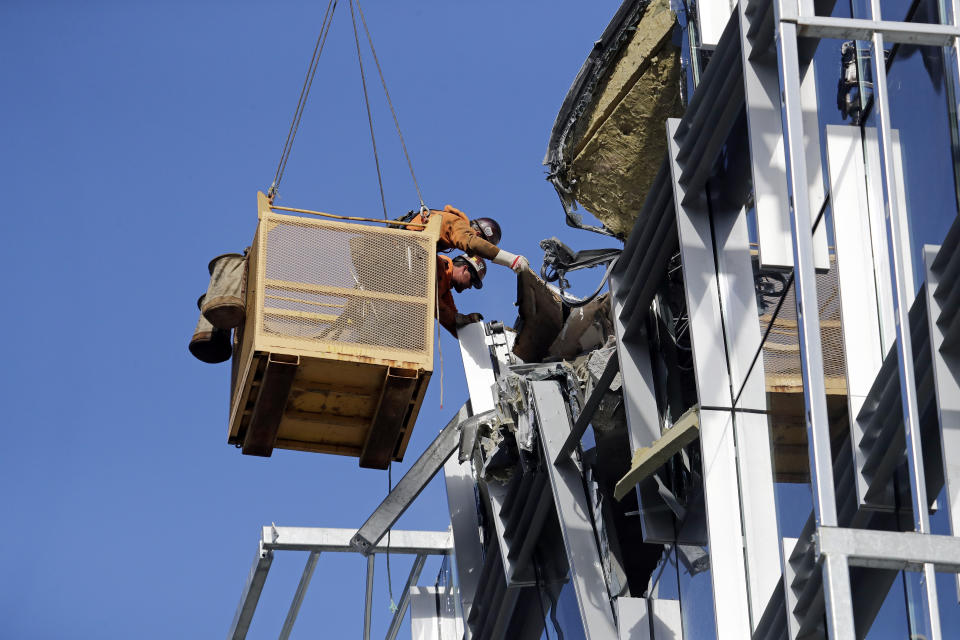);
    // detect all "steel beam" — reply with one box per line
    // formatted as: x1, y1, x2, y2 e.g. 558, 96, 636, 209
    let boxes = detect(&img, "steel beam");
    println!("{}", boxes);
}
773, 11, 839, 530
863, 0, 942, 621
350, 404, 470, 555
532, 380, 618, 639
363, 555, 375, 640
385, 554, 427, 640
792, 15, 960, 45
264, 527, 451, 555
227, 542, 273, 640
458, 322, 498, 413
820, 553, 856, 639
739, 0, 829, 271
278, 551, 319, 640
667, 116, 753, 636
556, 350, 619, 463
816, 527, 960, 572
442, 453, 482, 625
